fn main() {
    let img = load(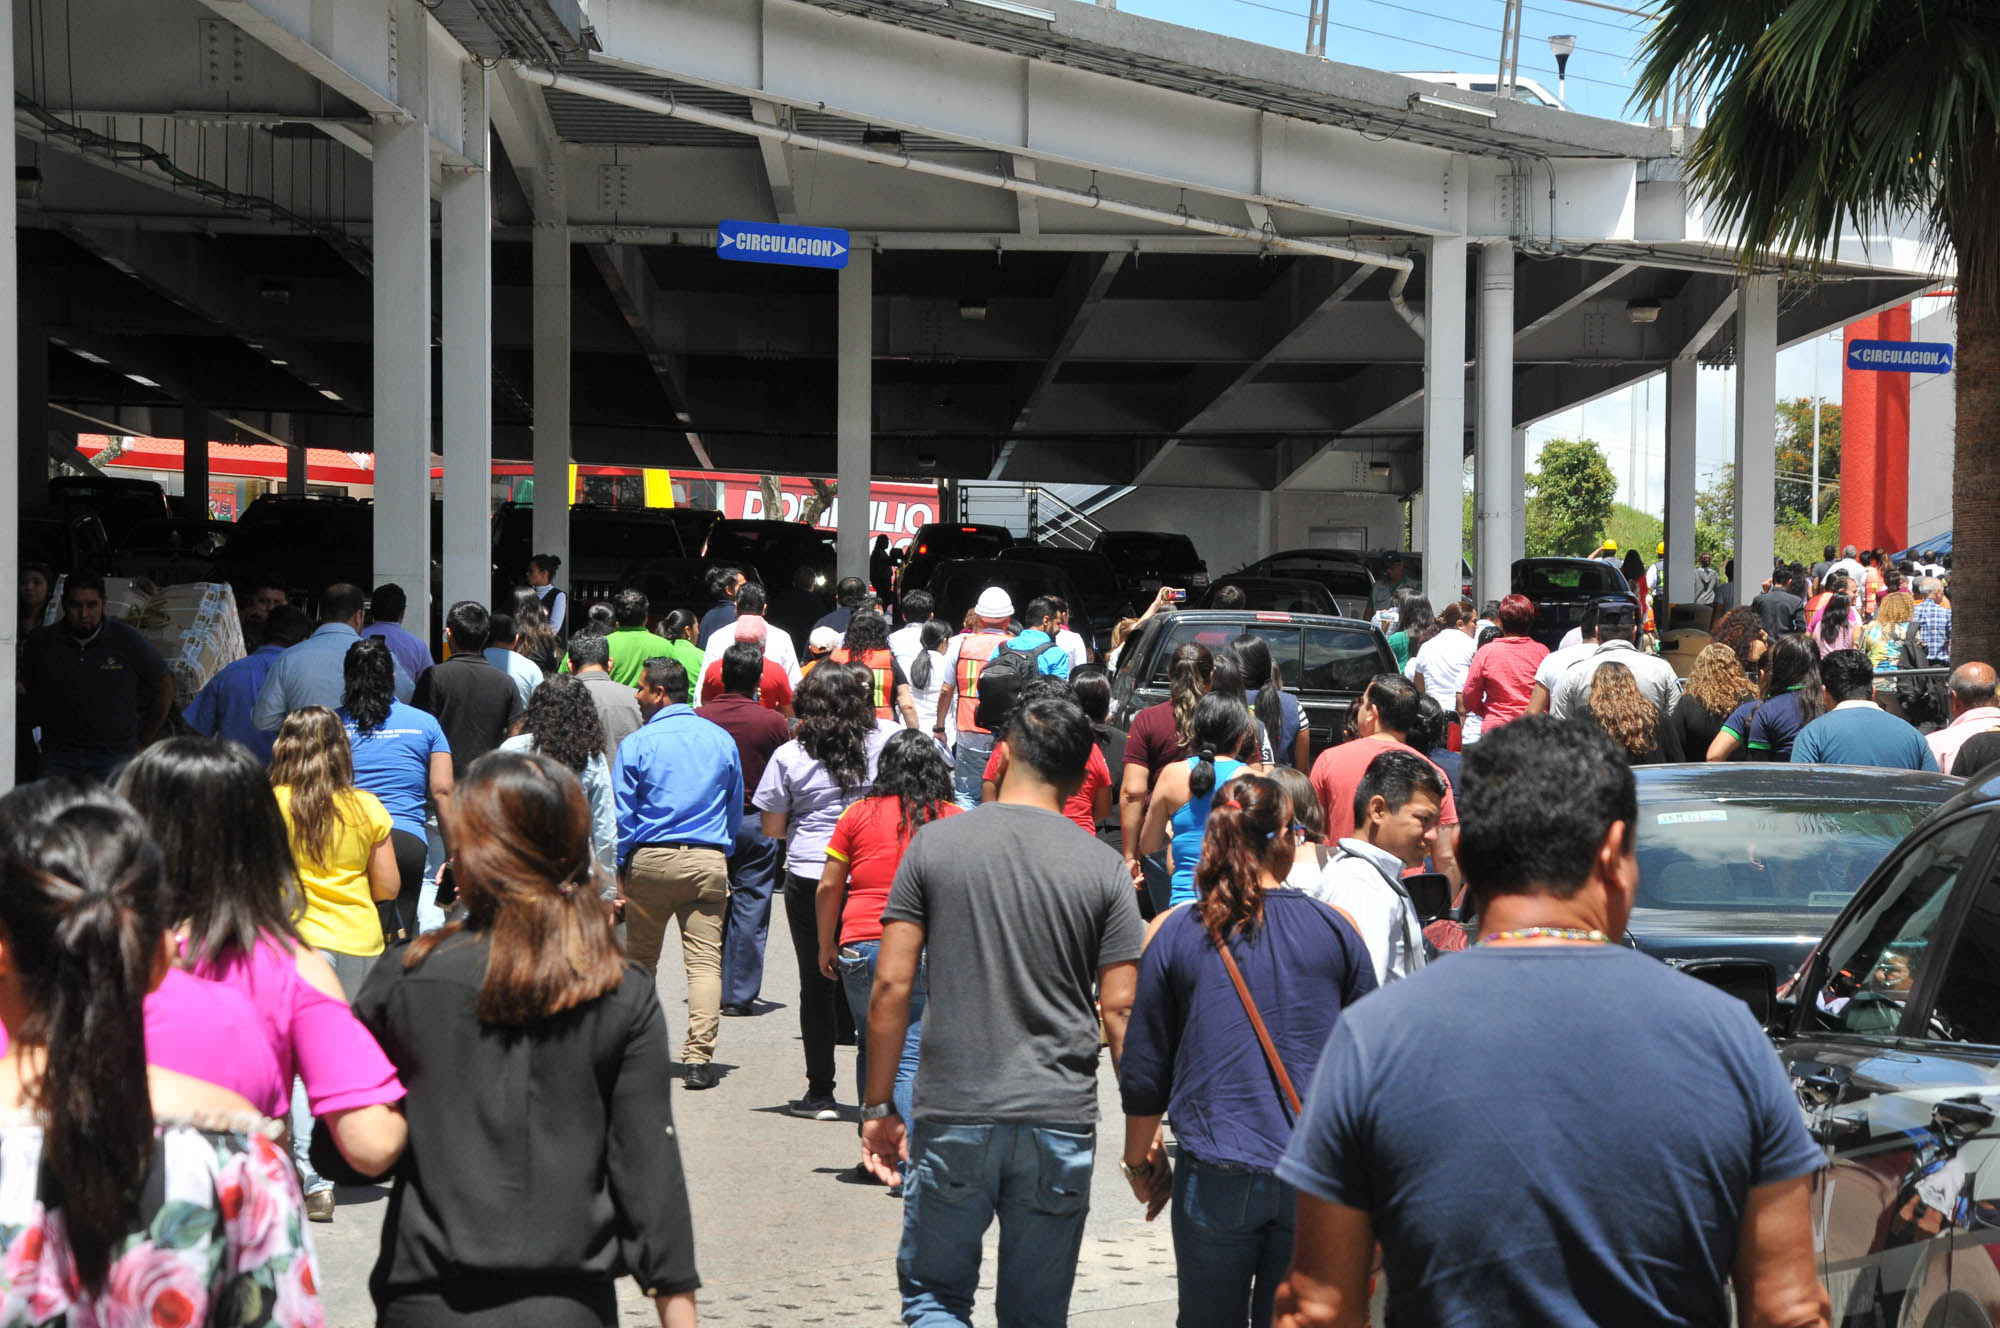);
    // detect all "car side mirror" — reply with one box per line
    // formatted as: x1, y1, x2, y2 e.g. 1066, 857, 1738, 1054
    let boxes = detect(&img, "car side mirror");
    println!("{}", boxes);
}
1677, 958, 1777, 1025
